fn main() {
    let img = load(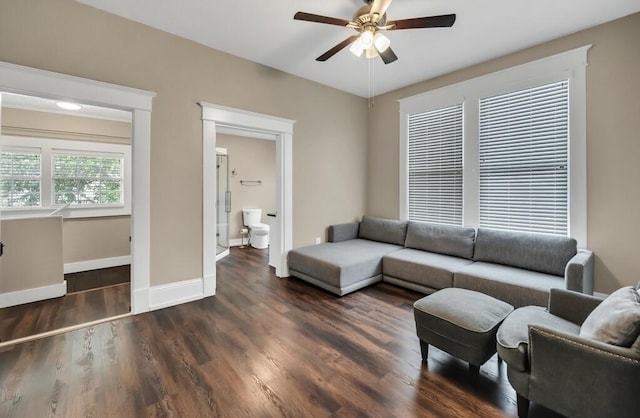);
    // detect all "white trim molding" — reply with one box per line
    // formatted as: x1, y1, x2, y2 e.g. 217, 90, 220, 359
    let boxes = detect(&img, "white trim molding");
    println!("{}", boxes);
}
148, 278, 204, 311
0, 60, 155, 314
0, 281, 67, 309
199, 102, 295, 297
64, 255, 132, 274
